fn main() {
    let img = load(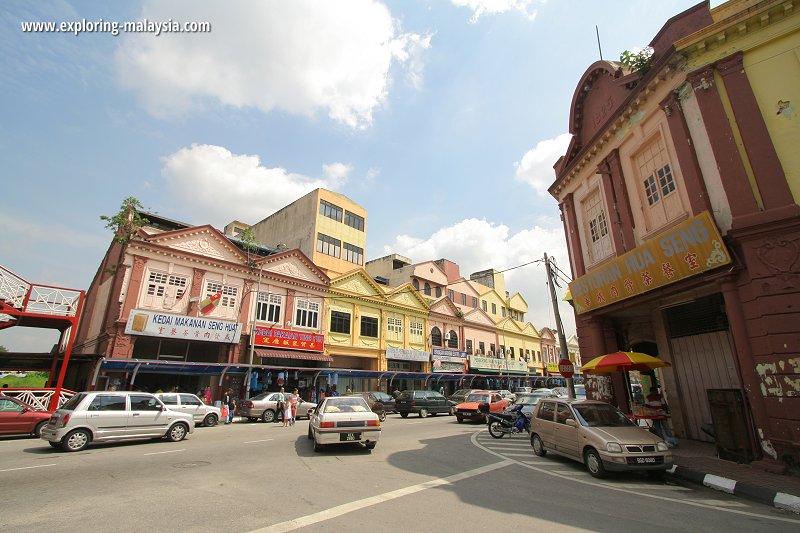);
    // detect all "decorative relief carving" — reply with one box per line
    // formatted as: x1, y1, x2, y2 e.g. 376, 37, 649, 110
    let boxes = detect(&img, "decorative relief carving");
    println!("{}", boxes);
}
706, 240, 728, 267
172, 236, 225, 259
755, 239, 799, 273
338, 278, 372, 295
267, 260, 311, 281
